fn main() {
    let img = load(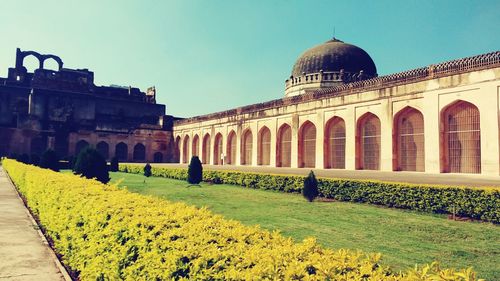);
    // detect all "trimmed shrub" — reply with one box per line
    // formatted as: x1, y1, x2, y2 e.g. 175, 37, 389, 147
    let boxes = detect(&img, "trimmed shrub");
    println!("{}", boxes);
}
73, 147, 109, 184
187, 156, 203, 184
3, 159, 481, 281
303, 171, 319, 202
39, 149, 59, 172
109, 156, 119, 172
143, 163, 152, 177
119, 164, 500, 223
